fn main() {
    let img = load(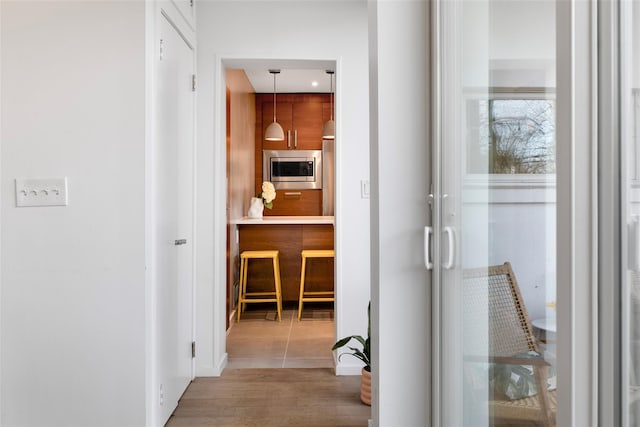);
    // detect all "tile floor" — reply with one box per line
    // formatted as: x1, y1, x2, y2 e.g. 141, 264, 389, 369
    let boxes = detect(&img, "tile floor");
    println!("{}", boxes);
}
226, 303, 335, 369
